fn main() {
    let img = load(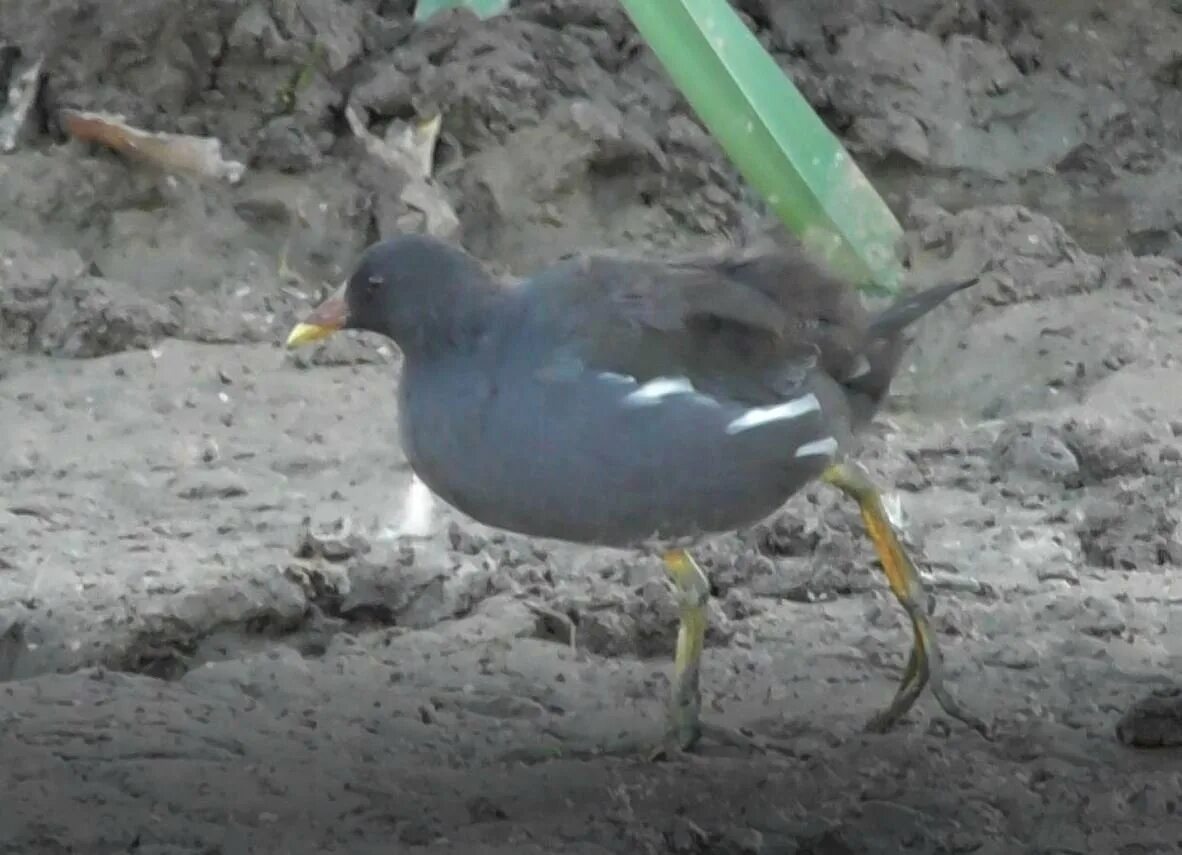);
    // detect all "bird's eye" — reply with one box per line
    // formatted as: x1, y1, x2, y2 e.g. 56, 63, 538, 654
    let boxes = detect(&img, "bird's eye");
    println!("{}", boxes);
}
366, 275, 383, 298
